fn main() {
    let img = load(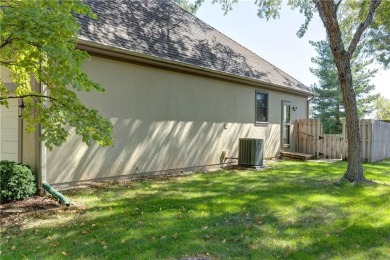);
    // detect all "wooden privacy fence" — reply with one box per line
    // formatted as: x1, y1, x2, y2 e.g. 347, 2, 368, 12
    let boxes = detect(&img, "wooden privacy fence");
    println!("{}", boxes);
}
343, 119, 390, 162
294, 119, 390, 162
